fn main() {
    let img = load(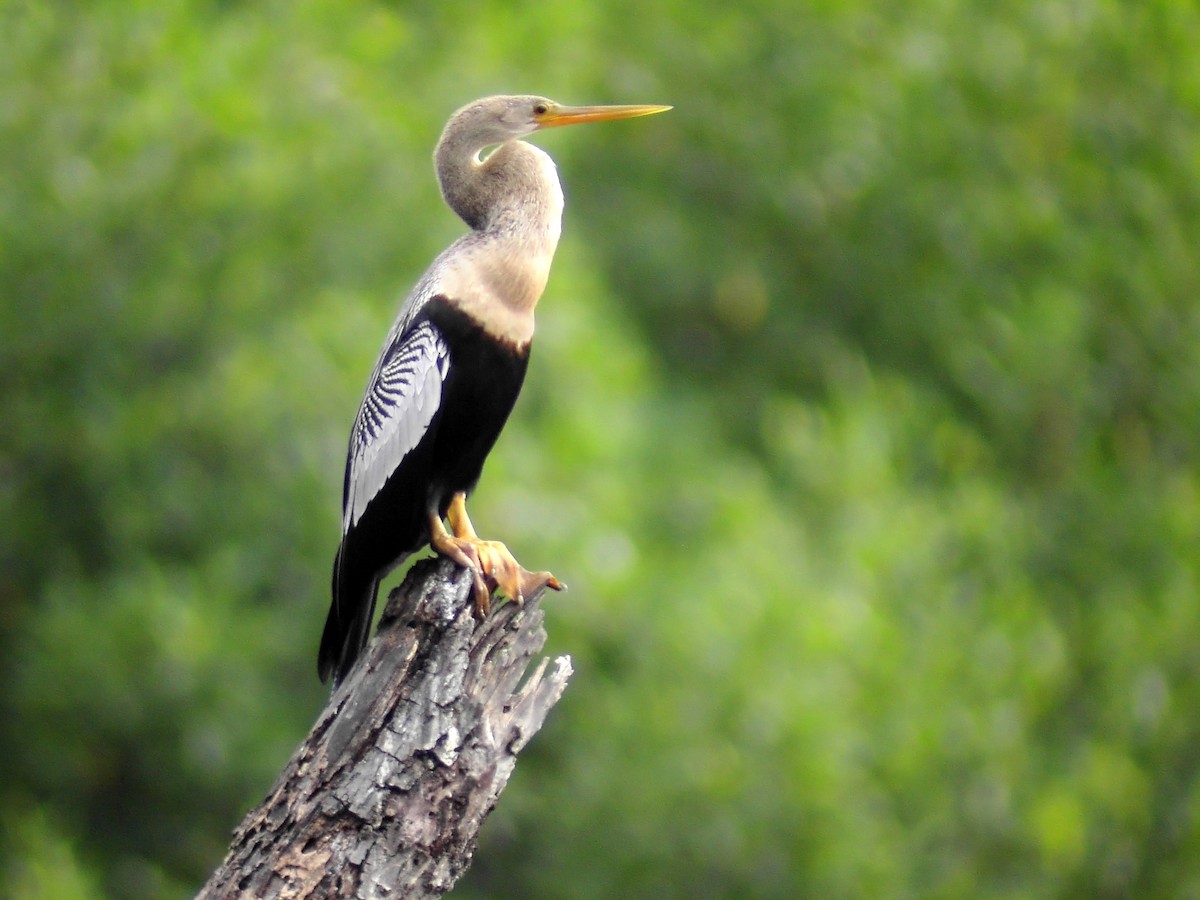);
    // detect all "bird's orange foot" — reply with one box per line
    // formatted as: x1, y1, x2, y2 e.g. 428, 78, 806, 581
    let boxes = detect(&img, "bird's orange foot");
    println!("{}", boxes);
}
429, 496, 564, 618
428, 534, 563, 618
473, 539, 564, 616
